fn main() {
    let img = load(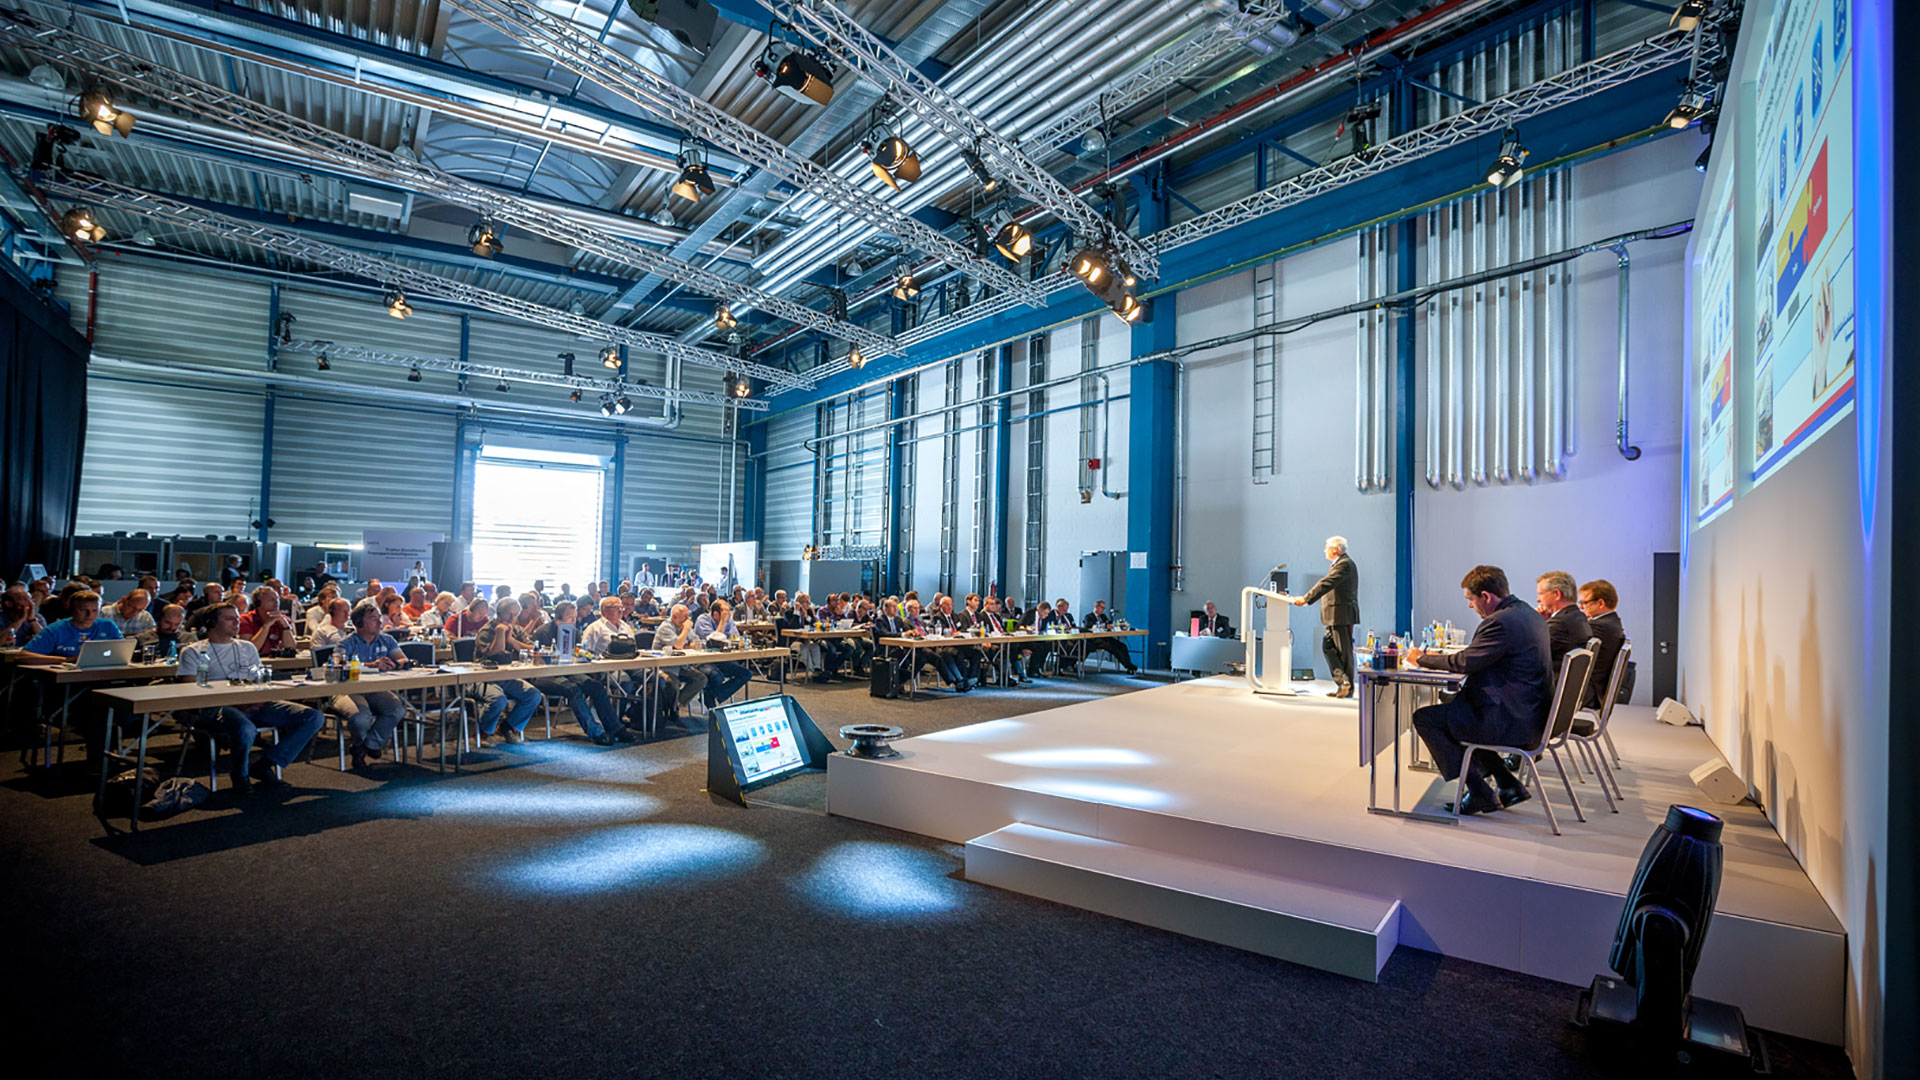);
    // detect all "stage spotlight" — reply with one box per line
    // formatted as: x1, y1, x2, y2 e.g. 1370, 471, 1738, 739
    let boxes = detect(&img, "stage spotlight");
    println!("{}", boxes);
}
1669, 0, 1706, 31
1070, 245, 1112, 288
407, 366, 422, 382
1664, 88, 1709, 129
59, 207, 105, 243
568, 298, 587, 316
614, 394, 633, 415
78, 87, 133, 138
599, 394, 616, 417
993, 217, 1033, 262
864, 128, 922, 192
671, 141, 716, 202
961, 146, 999, 194
655, 207, 677, 229
891, 272, 919, 301
1694, 143, 1712, 173
384, 289, 412, 319
1485, 126, 1528, 188
1112, 292, 1144, 323
755, 38, 835, 105
600, 345, 621, 370
315, 352, 331, 372
847, 347, 866, 370
559, 352, 575, 377
569, 388, 583, 403
467, 219, 504, 257
496, 377, 510, 393
723, 373, 753, 400
28, 64, 64, 91
715, 303, 738, 330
